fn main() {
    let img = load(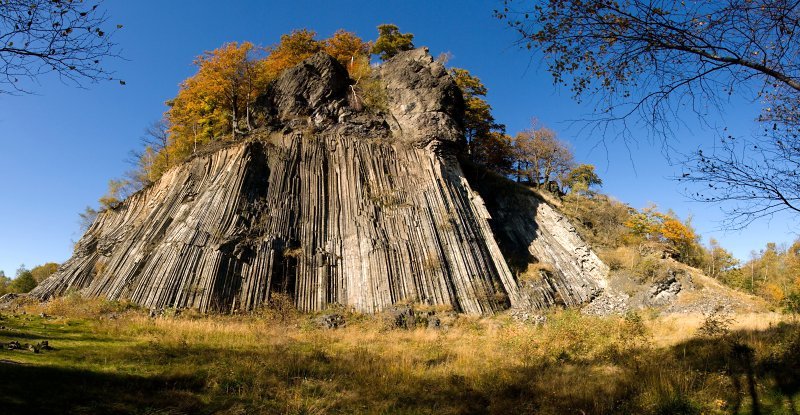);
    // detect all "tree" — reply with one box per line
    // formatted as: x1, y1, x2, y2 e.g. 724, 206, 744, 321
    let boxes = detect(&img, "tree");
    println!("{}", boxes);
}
449, 68, 514, 173
264, 29, 323, 77
705, 238, 739, 280
512, 123, 574, 188
10, 265, 36, 293
0, 271, 9, 296
168, 41, 272, 158
624, 205, 701, 263
372, 24, 414, 61
497, 0, 800, 227
564, 164, 603, 194
30, 262, 59, 284
0, 0, 120, 93
135, 118, 171, 183
324, 29, 370, 69
98, 178, 127, 209
79, 206, 98, 233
